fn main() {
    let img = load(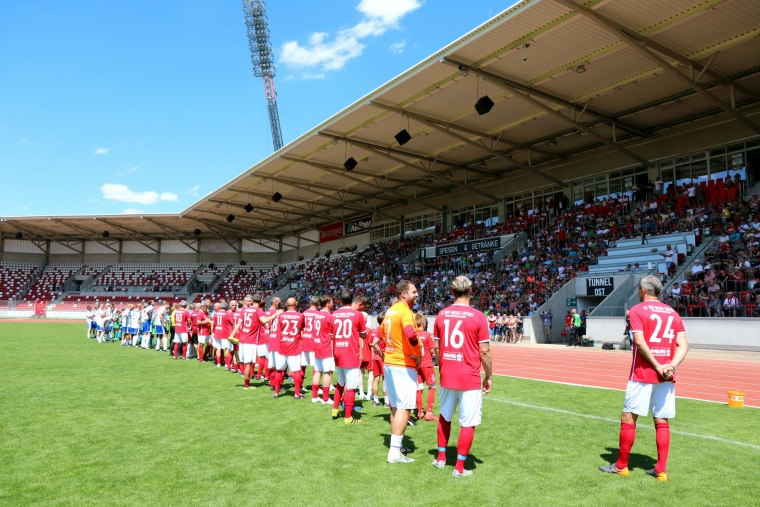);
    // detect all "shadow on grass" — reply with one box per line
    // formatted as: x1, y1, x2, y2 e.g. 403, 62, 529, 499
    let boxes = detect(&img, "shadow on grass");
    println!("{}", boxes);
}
599, 447, 656, 471
373, 412, 391, 424
379, 433, 418, 455
426, 447, 484, 470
